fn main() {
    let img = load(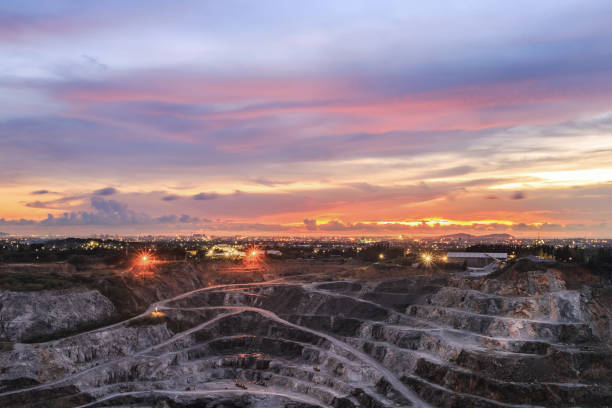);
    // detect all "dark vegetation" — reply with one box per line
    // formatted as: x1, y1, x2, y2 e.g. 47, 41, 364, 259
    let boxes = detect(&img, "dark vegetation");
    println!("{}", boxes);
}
465, 243, 611, 264
487, 257, 610, 288
466, 244, 612, 279
0, 384, 93, 408
437, 260, 467, 270
0, 342, 14, 352
0, 377, 39, 393
357, 244, 406, 262
2, 238, 610, 277
0, 271, 91, 292
0, 238, 188, 265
